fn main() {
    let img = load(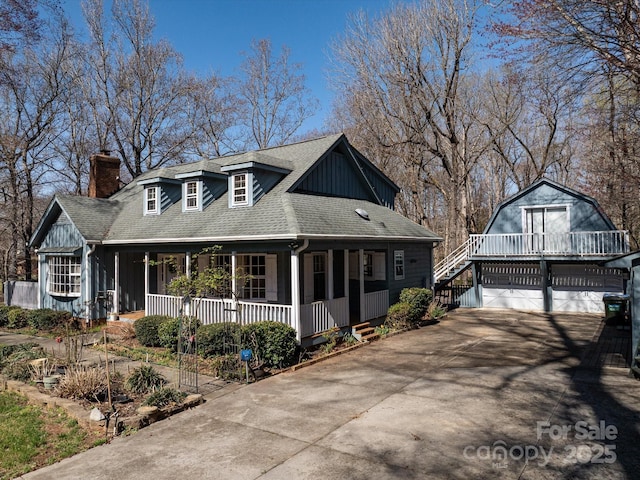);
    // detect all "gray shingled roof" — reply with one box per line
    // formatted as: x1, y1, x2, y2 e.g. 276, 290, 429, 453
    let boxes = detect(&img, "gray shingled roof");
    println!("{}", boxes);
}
34, 134, 441, 246
54, 195, 123, 243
